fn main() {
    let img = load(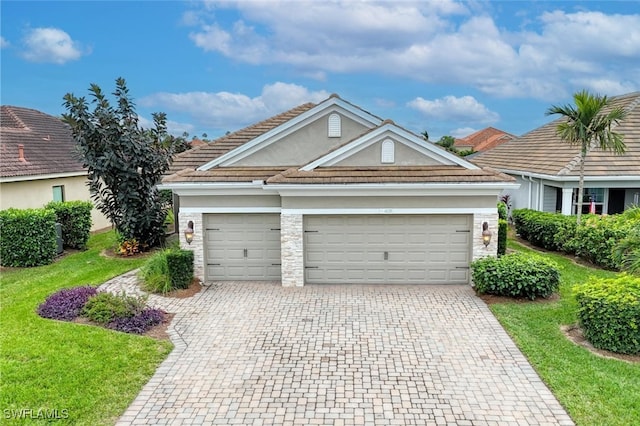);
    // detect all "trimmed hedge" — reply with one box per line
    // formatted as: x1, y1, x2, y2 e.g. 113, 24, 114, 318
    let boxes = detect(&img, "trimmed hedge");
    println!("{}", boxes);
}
0, 208, 57, 267
45, 201, 93, 249
166, 249, 194, 289
497, 219, 507, 256
139, 248, 194, 293
574, 274, 640, 355
498, 202, 507, 220
512, 208, 640, 270
471, 252, 560, 300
